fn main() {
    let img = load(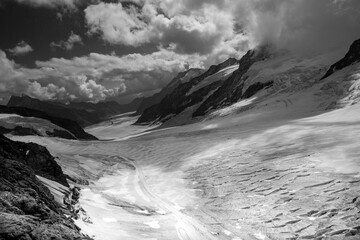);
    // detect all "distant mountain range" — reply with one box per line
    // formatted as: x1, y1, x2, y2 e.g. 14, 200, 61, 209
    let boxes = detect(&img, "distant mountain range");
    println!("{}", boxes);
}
4, 38, 360, 131
0, 105, 97, 140
7, 95, 142, 127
